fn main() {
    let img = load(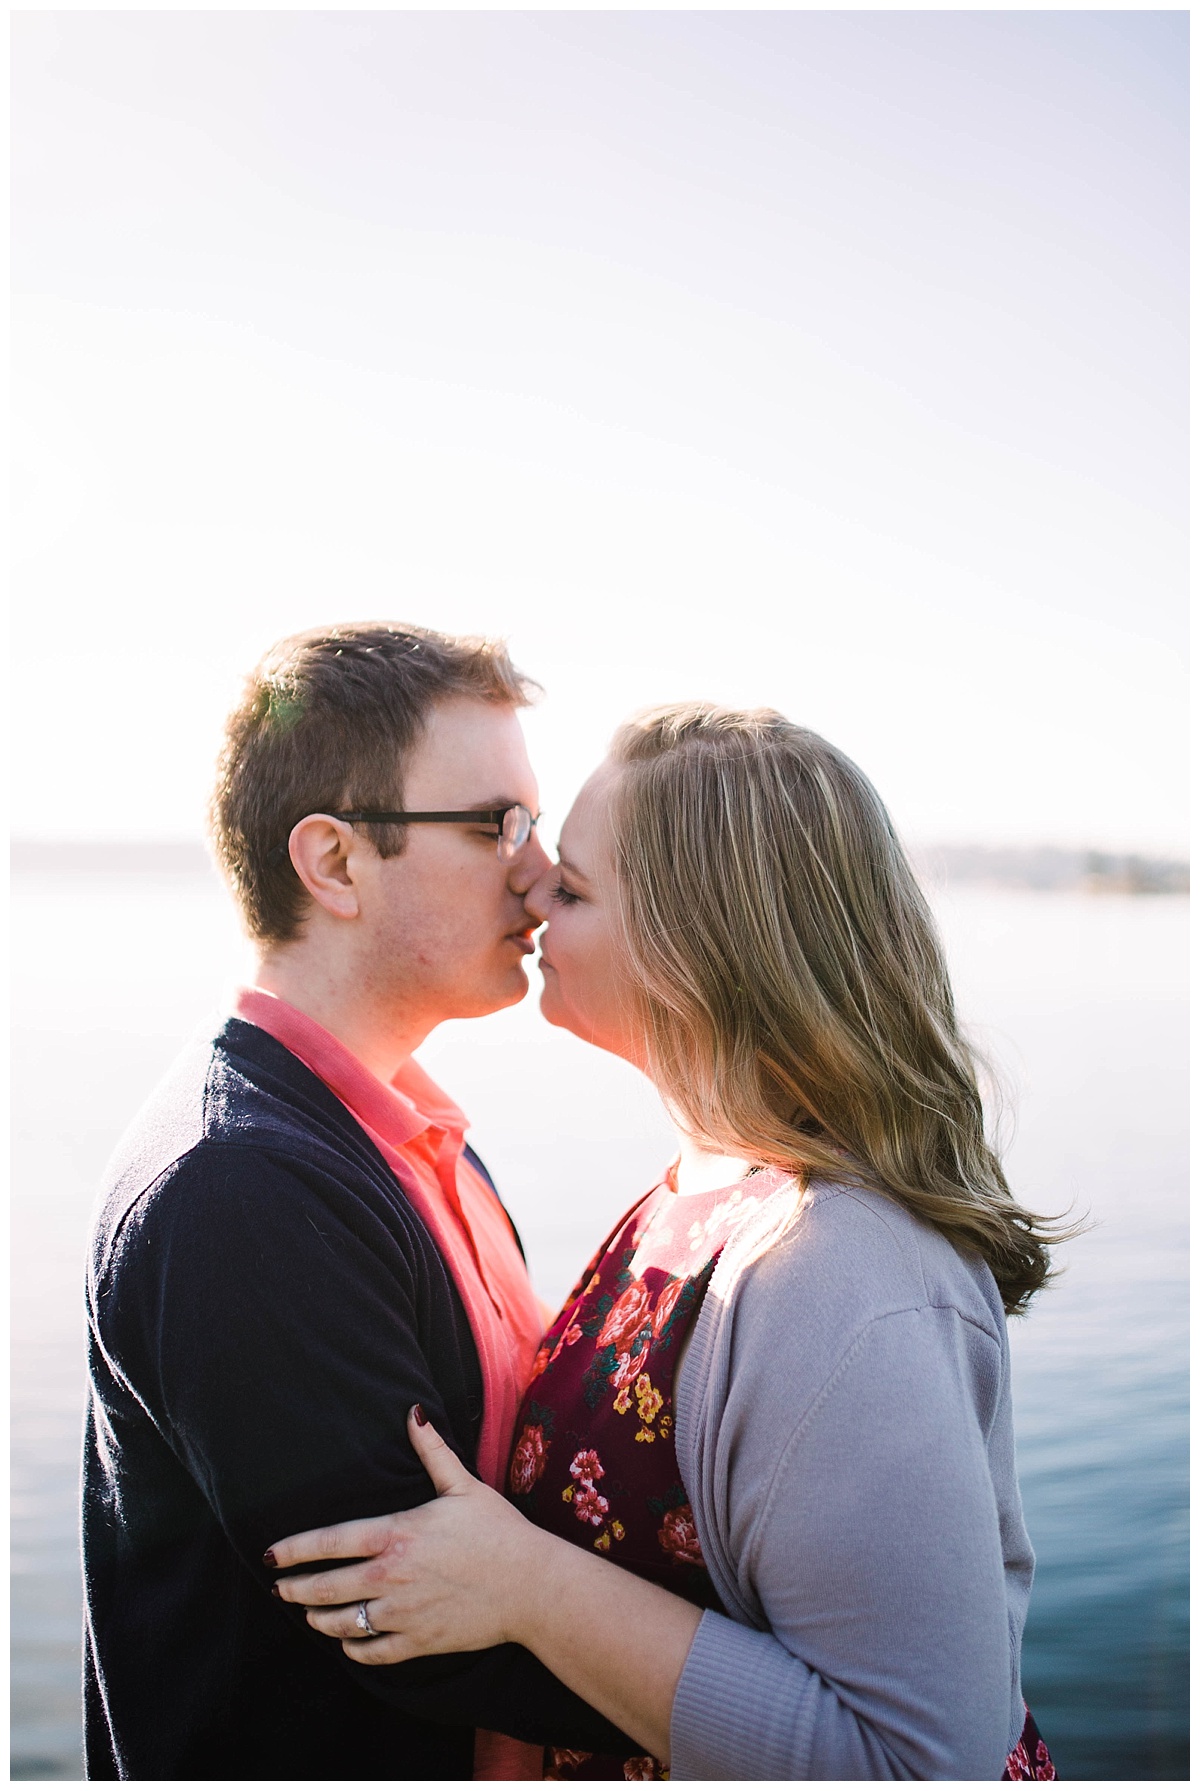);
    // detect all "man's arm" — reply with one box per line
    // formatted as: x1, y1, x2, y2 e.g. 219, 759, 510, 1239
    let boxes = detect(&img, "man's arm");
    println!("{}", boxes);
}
100, 1142, 632, 1750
